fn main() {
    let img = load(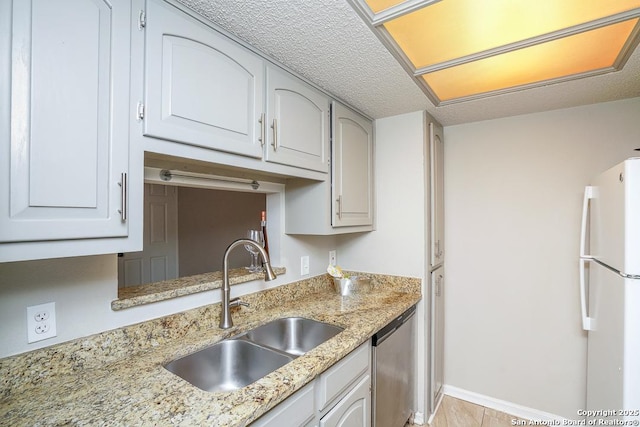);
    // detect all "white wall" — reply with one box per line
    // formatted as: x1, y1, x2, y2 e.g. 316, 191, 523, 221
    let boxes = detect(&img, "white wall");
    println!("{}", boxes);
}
338, 110, 425, 277
0, 188, 337, 357
444, 97, 640, 418
338, 110, 428, 416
